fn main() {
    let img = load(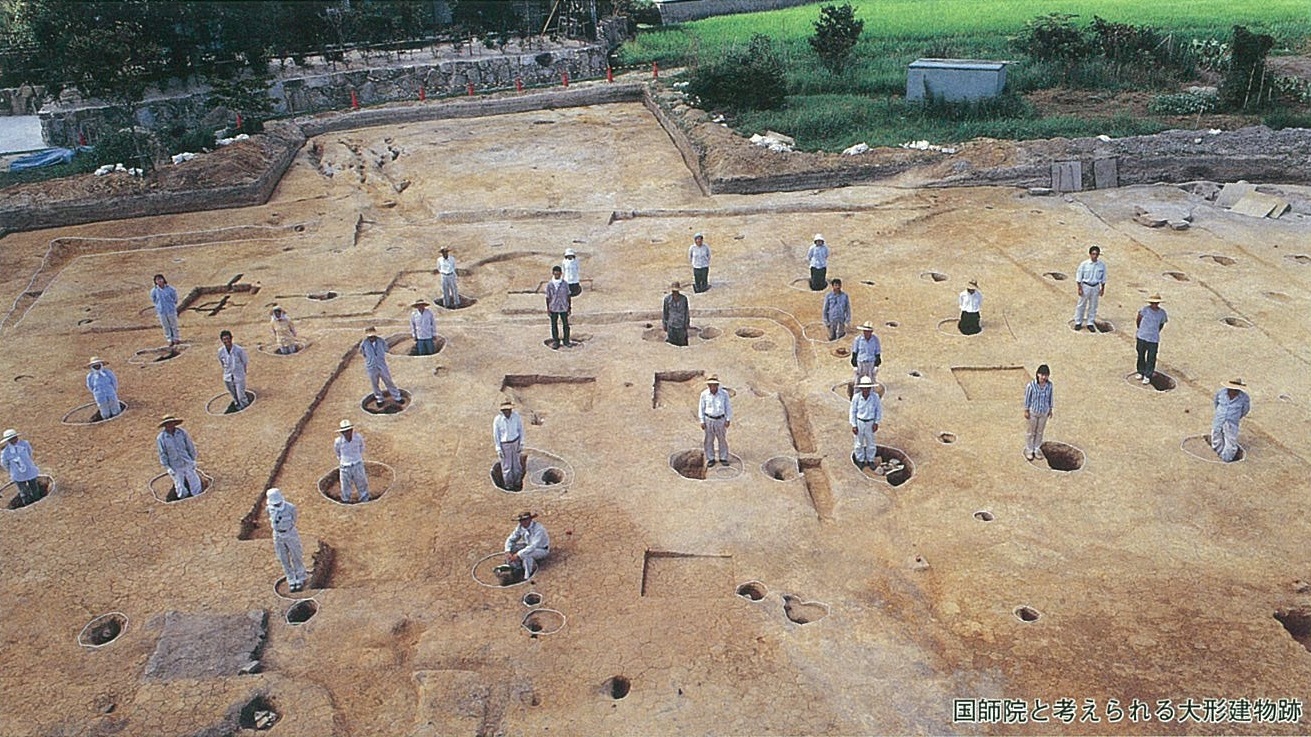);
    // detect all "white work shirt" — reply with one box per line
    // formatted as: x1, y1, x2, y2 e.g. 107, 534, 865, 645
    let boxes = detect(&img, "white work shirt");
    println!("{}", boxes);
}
959, 289, 982, 312
157, 427, 198, 467
807, 242, 829, 268
1, 439, 39, 482
1075, 258, 1107, 286
437, 255, 456, 275
217, 344, 248, 381
360, 337, 389, 370
268, 500, 299, 536
410, 308, 437, 339
849, 391, 883, 426
505, 520, 550, 556
852, 333, 880, 363
689, 242, 711, 269
699, 388, 732, 422
1213, 389, 1251, 425
561, 257, 580, 284
335, 432, 365, 466
86, 367, 119, 400
493, 411, 523, 445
